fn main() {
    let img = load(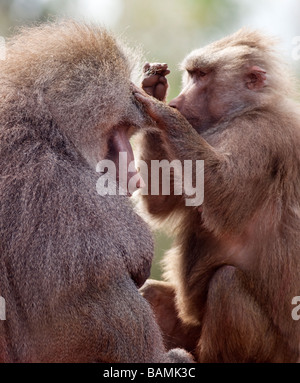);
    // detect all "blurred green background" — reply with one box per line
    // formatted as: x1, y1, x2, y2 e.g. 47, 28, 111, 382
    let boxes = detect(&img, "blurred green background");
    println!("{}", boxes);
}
1, 0, 300, 279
